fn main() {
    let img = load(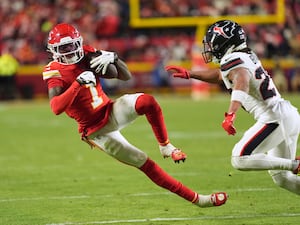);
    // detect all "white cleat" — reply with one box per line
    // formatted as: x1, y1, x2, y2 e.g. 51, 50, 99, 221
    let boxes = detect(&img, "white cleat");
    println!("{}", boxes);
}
196, 192, 228, 207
